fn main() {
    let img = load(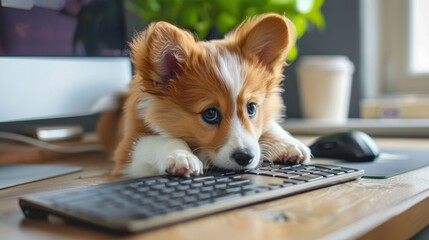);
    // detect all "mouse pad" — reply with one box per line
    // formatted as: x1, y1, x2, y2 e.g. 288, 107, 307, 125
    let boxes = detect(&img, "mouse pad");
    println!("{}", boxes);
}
314, 147, 429, 179
0, 164, 82, 189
